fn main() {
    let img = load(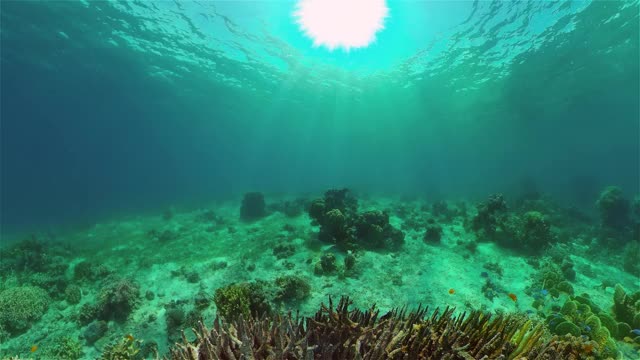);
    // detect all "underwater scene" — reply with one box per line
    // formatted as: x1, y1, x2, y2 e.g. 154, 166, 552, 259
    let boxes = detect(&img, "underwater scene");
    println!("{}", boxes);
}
1, 0, 639, 359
